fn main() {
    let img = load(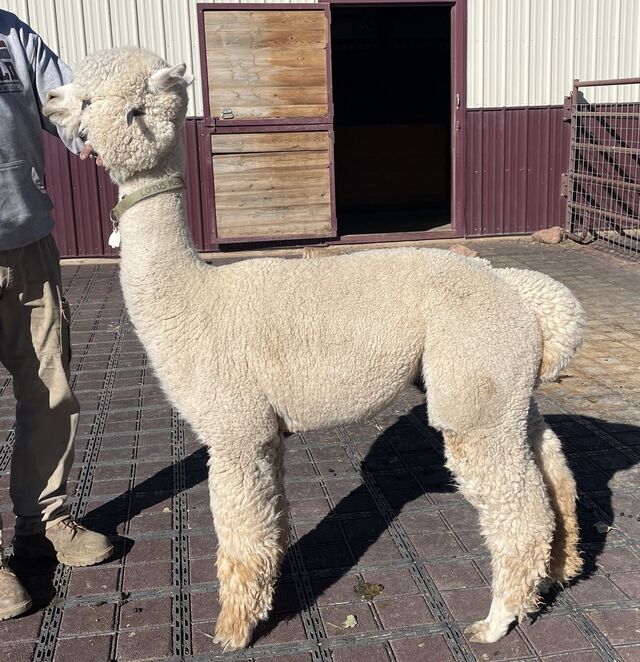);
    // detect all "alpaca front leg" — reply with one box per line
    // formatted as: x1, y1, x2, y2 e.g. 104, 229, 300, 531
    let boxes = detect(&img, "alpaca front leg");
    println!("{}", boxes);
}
207, 431, 288, 651
444, 427, 555, 644
528, 401, 582, 584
